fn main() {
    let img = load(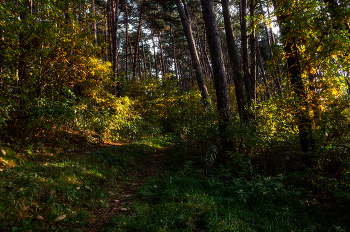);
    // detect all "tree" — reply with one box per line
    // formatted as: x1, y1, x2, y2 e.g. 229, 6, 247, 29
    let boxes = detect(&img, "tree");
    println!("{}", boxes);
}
175, 0, 210, 103
201, 0, 232, 127
221, 0, 248, 121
